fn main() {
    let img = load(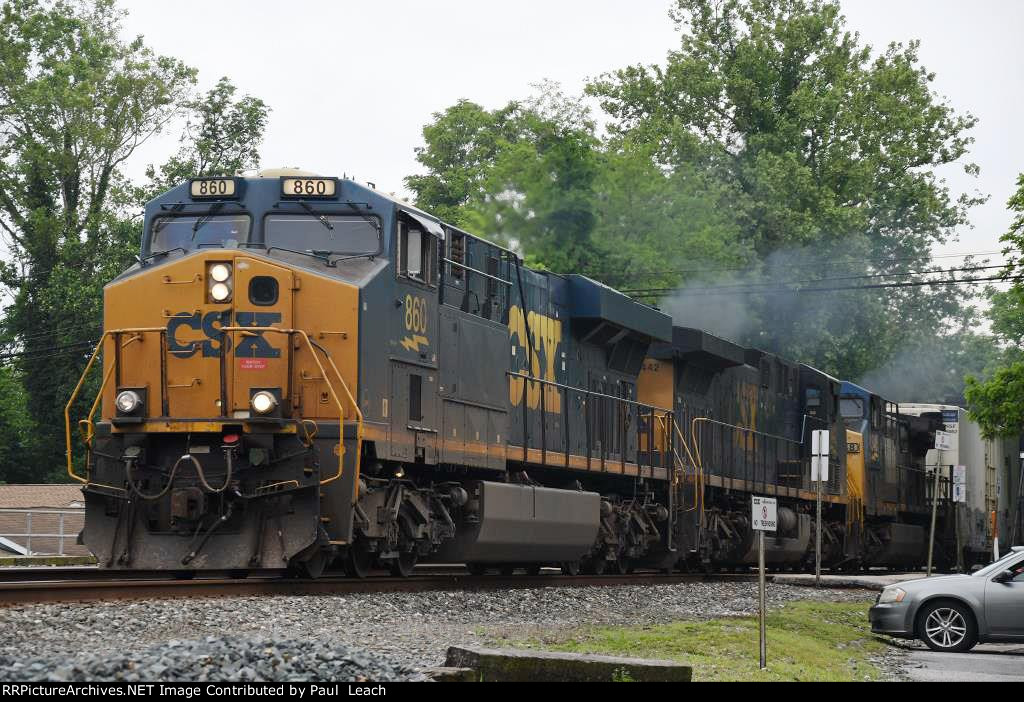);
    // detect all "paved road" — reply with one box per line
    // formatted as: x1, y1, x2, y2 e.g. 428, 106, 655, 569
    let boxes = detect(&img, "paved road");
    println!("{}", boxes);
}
905, 643, 1024, 682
